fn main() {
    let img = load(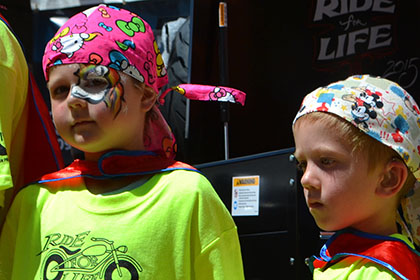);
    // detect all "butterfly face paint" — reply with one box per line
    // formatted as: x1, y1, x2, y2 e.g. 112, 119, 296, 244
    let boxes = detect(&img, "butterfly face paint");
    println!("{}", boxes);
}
71, 64, 124, 117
